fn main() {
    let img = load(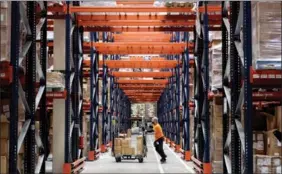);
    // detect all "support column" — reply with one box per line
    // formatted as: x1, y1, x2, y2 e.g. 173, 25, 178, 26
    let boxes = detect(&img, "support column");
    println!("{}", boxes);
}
52, 19, 67, 173
9, 2, 20, 173
182, 32, 191, 161
89, 32, 99, 160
